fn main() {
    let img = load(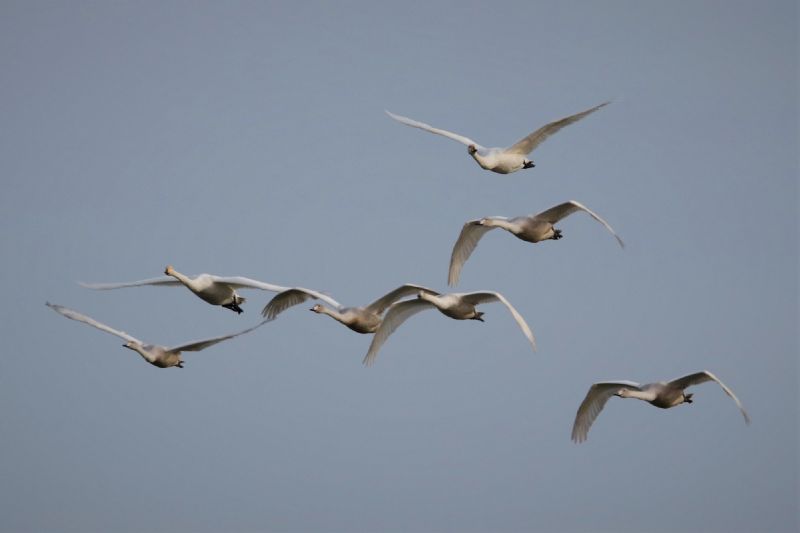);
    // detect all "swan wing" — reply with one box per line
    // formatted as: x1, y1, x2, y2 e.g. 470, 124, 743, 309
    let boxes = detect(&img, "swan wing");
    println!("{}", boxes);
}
460, 291, 536, 352
668, 371, 751, 424
448, 219, 503, 286
261, 287, 342, 320
169, 319, 268, 353
385, 110, 483, 149
533, 200, 624, 248
362, 300, 434, 367
506, 101, 610, 155
46, 302, 142, 344
365, 284, 439, 315
207, 276, 289, 292
79, 277, 182, 289
571, 381, 643, 443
